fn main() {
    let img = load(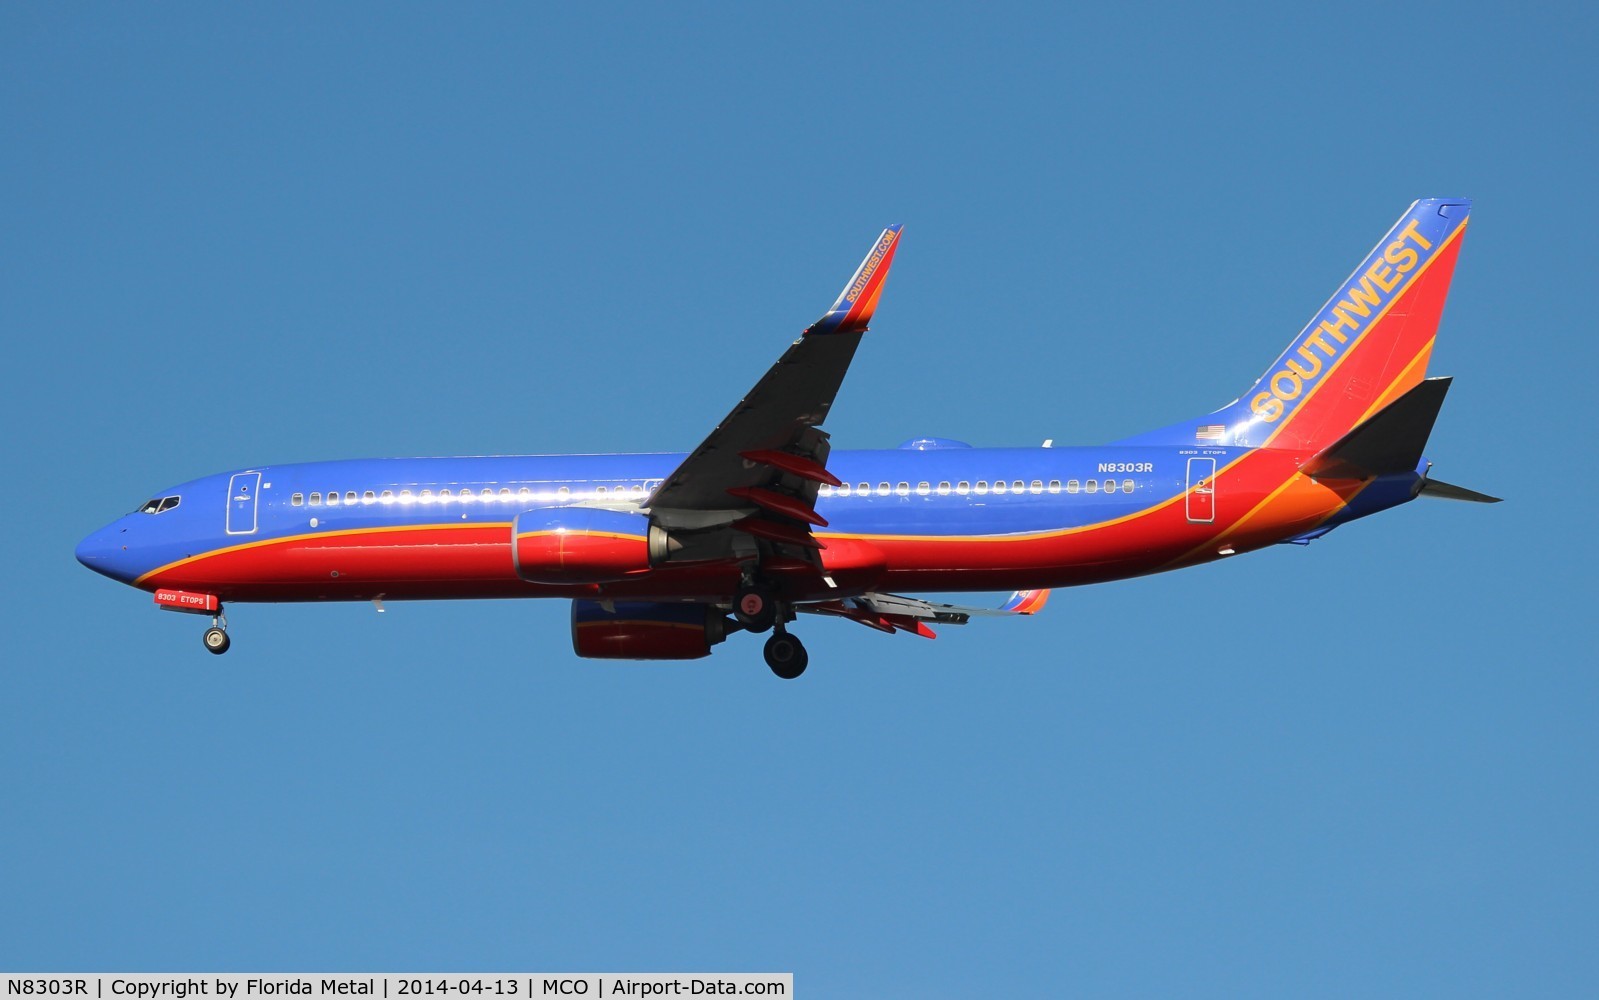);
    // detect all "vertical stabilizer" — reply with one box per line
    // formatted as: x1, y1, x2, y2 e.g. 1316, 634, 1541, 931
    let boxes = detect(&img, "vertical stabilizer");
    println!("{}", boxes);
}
1121, 199, 1471, 452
